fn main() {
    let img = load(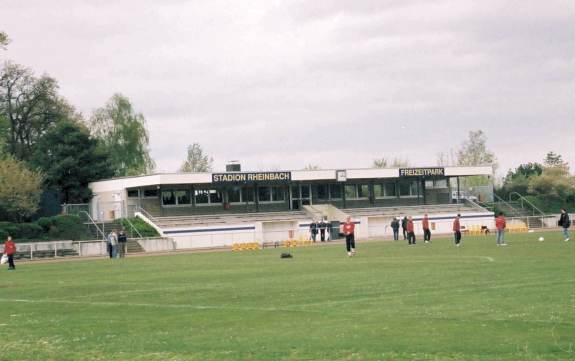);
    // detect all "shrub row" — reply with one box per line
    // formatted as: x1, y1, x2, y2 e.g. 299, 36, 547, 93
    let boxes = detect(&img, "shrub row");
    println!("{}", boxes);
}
0, 215, 90, 242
